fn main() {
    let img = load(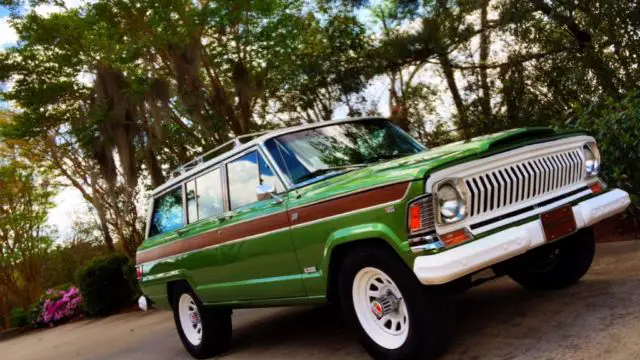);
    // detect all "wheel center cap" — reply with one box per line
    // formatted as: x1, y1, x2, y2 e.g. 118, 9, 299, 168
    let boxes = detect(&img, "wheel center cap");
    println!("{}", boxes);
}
370, 301, 385, 319
190, 312, 199, 325
370, 293, 400, 319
